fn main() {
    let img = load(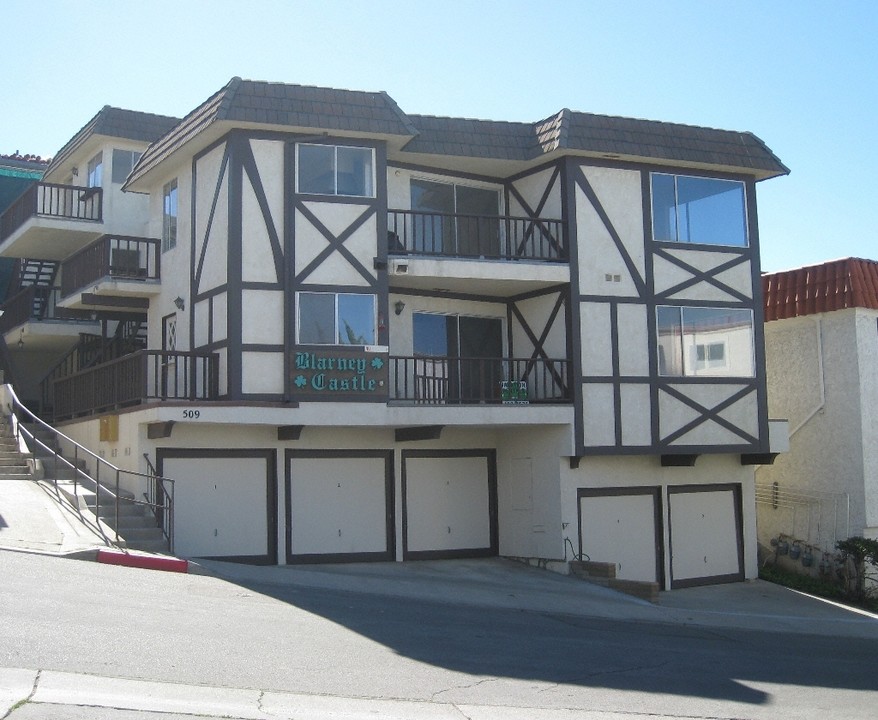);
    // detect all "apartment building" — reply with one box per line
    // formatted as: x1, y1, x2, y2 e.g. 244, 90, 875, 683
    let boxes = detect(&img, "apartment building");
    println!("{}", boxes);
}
0, 78, 788, 588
